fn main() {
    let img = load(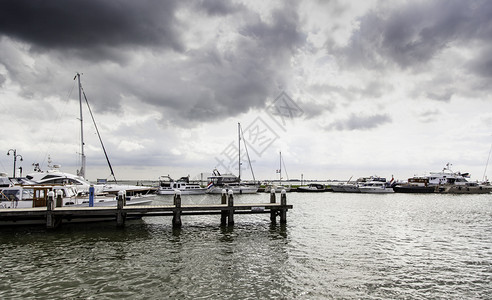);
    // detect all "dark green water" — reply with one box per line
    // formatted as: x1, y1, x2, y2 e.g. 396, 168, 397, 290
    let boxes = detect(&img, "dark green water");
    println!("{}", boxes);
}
0, 193, 491, 299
